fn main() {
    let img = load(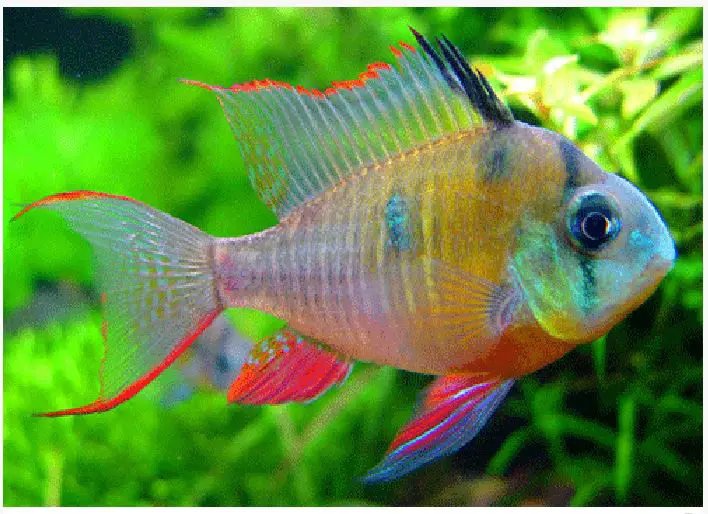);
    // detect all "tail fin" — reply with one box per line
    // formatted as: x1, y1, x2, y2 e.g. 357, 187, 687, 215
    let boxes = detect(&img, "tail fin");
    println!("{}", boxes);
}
14, 191, 223, 416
